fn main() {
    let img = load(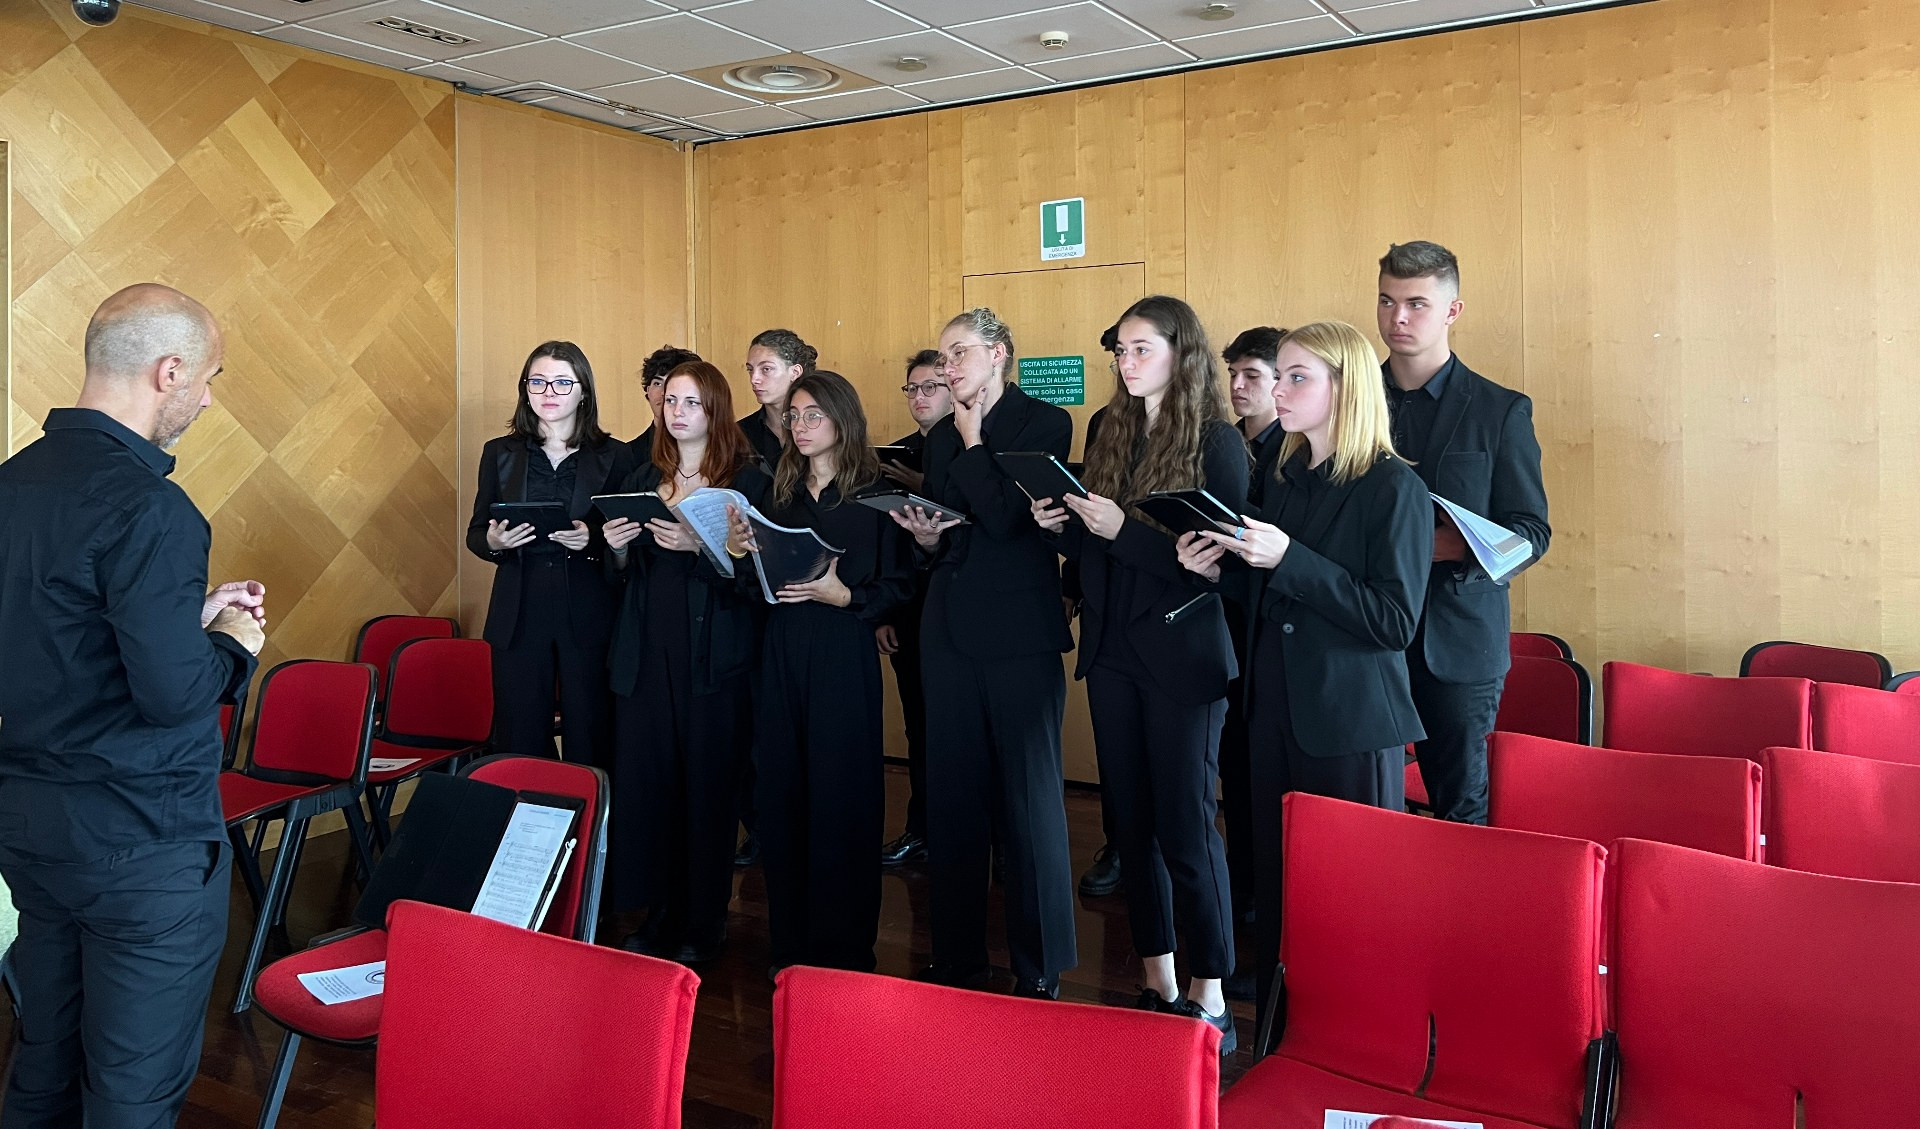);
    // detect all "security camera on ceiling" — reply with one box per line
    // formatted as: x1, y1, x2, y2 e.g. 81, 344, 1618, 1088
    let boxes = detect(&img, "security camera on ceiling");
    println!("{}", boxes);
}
73, 0, 120, 25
